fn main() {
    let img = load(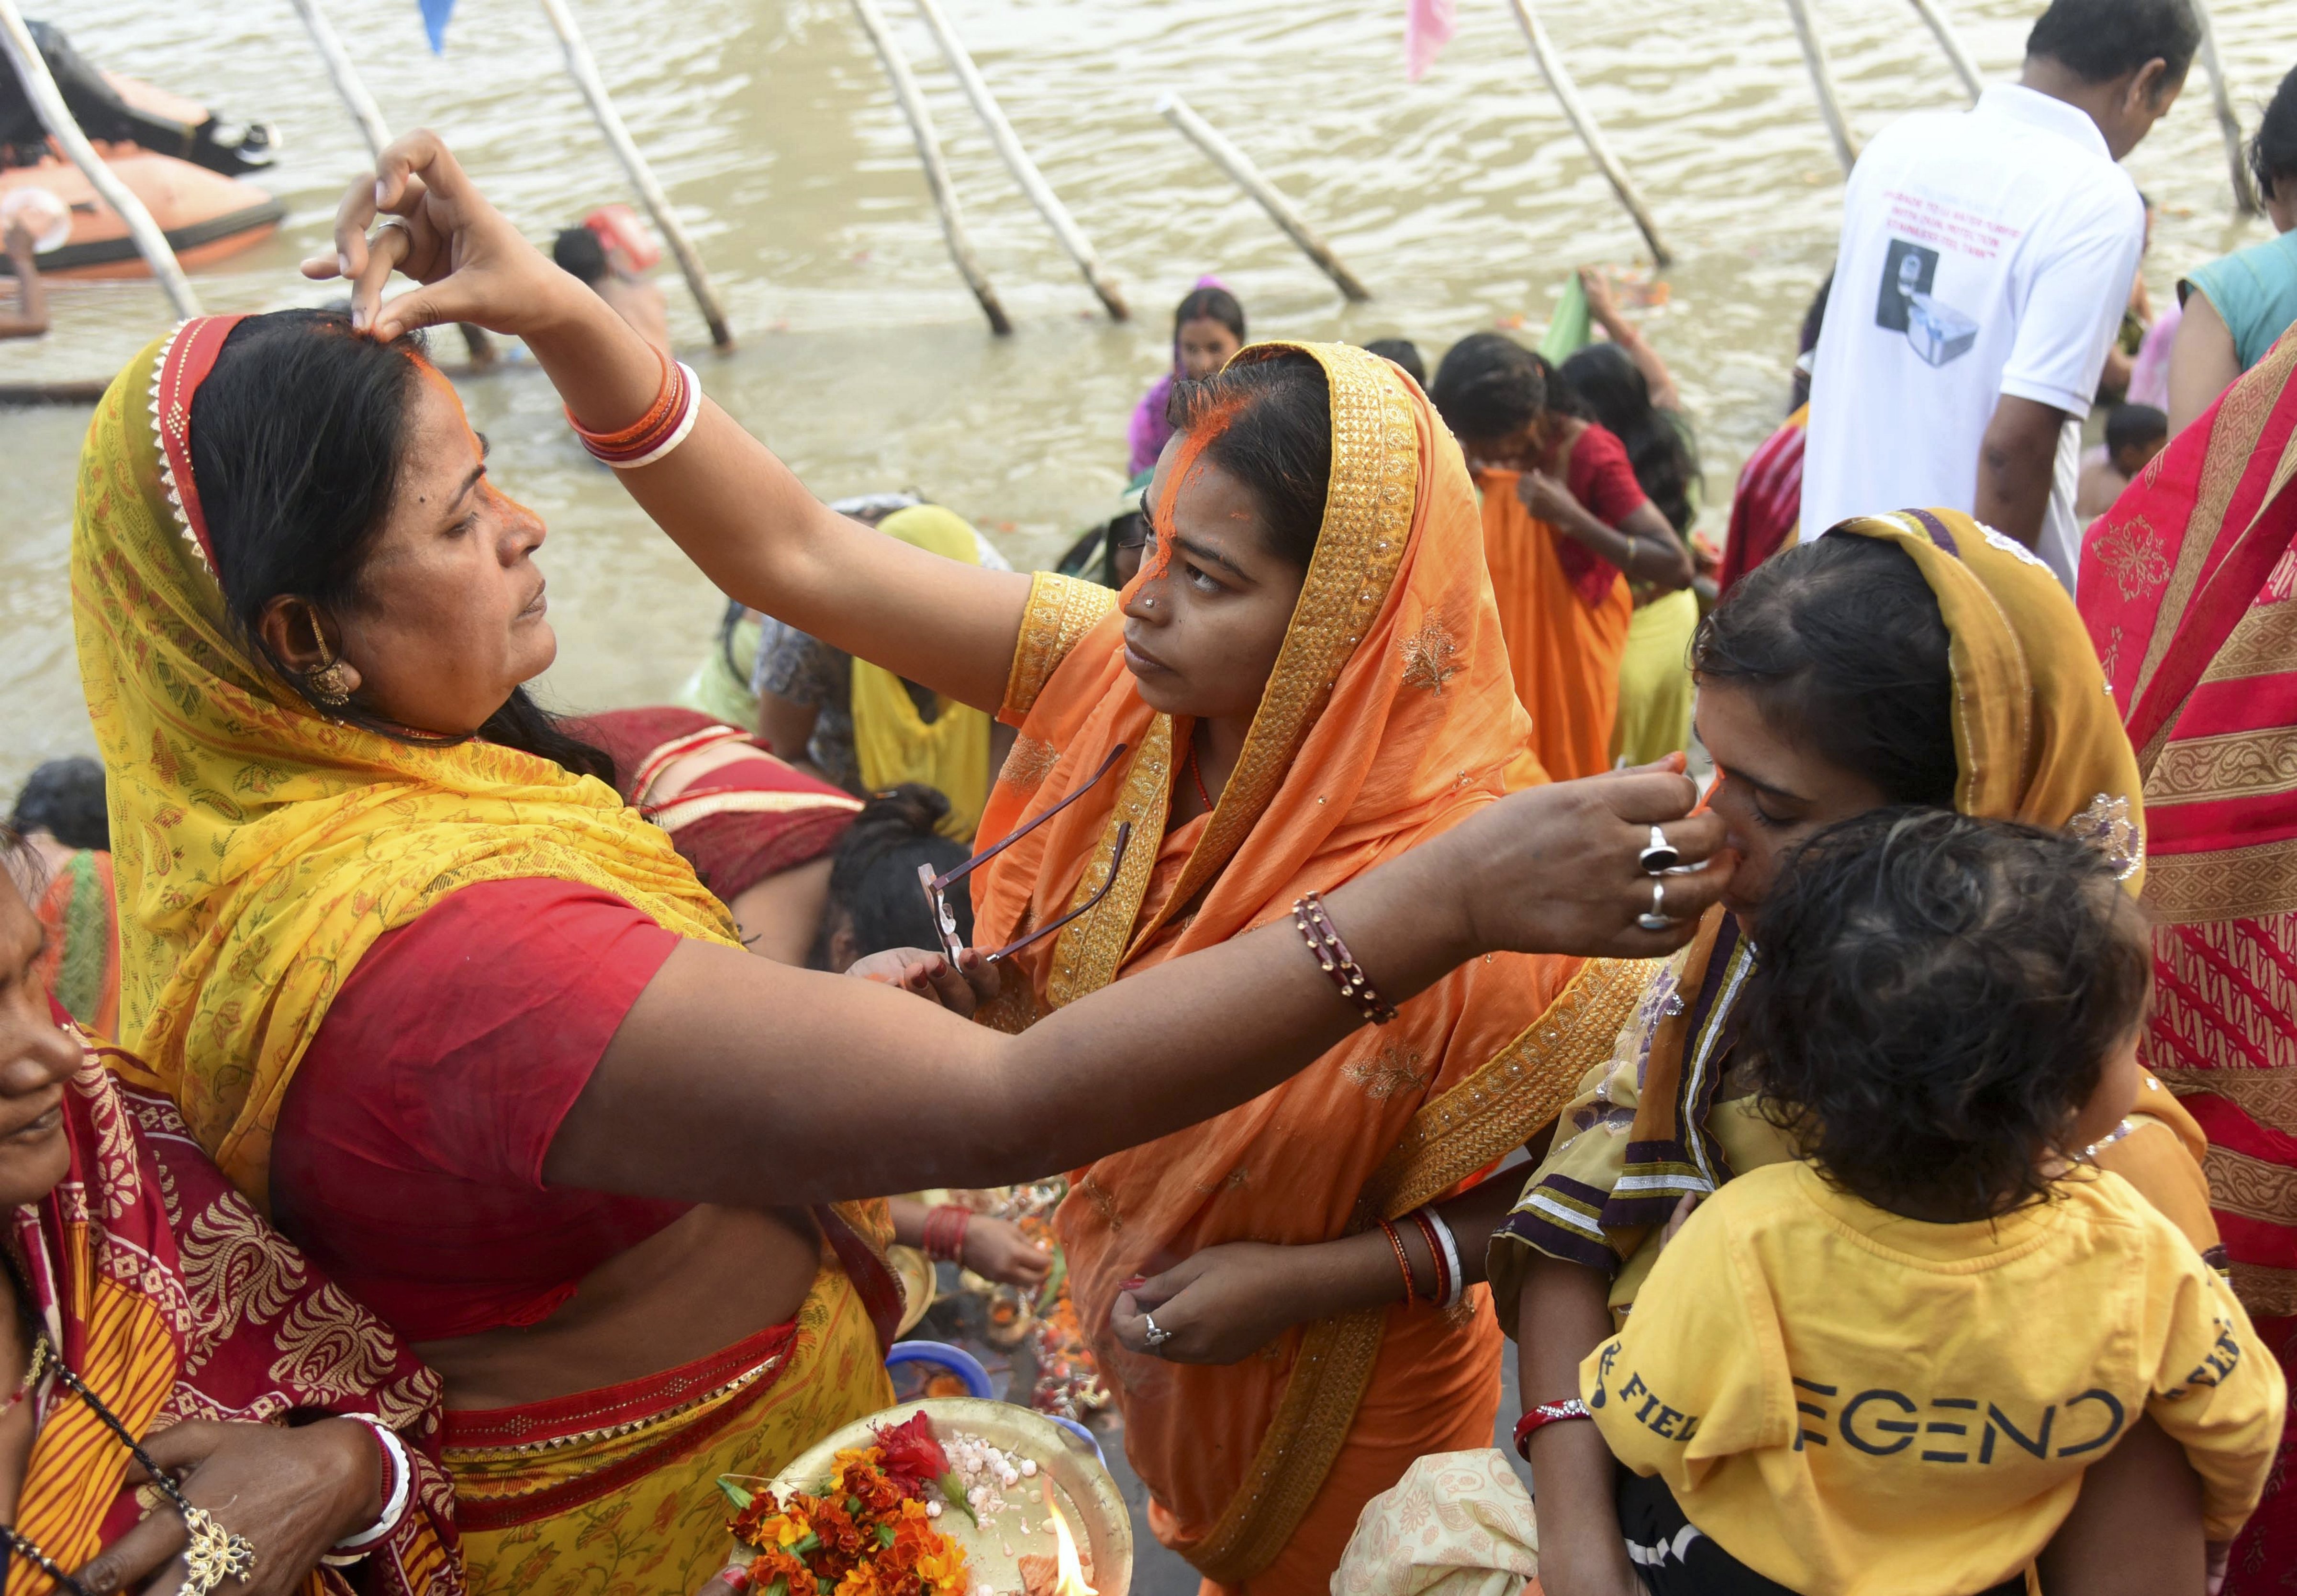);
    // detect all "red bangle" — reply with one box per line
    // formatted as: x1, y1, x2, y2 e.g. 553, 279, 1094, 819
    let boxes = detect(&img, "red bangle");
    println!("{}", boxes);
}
566, 346, 676, 446
922, 1204, 972, 1264
1513, 1398, 1592, 1460
1376, 1219, 1419, 1303
1409, 1209, 1450, 1307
